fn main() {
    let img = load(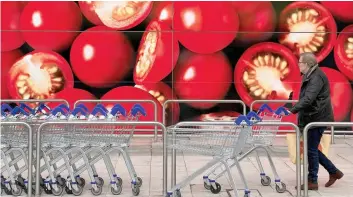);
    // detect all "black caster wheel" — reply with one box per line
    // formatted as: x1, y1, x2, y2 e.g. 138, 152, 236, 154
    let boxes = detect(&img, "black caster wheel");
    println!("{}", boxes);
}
51, 184, 64, 196
111, 183, 122, 195
275, 182, 286, 193
91, 185, 103, 196
72, 184, 83, 196
132, 185, 140, 196
116, 177, 123, 186
4, 186, 12, 195
210, 182, 221, 194
57, 176, 66, 187
16, 176, 25, 188
204, 182, 211, 190
65, 185, 73, 194
96, 177, 104, 186
136, 177, 143, 187
76, 177, 85, 187
261, 176, 271, 186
